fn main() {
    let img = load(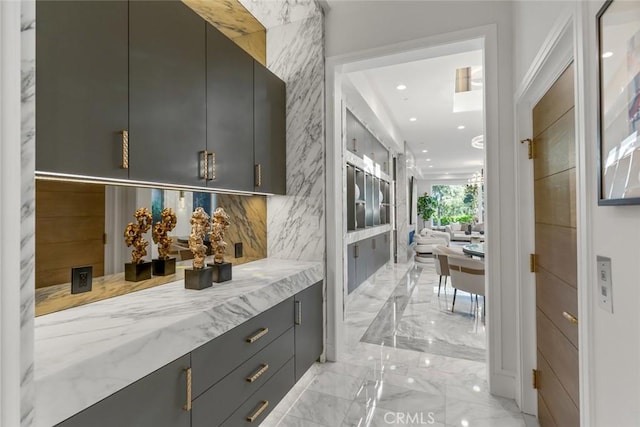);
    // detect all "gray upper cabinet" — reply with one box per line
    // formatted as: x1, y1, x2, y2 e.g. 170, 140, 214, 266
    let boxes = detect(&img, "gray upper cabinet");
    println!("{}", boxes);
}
56, 354, 191, 427
254, 62, 286, 195
129, 0, 206, 186
36, 0, 129, 179
294, 281, 323, 380
206, 25, 254, 192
